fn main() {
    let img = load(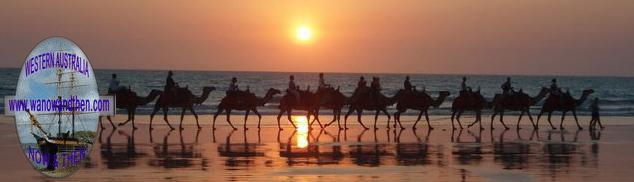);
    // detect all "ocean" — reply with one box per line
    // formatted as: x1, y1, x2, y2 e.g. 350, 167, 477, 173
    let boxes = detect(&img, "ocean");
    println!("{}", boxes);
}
1, 68, 633, 116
